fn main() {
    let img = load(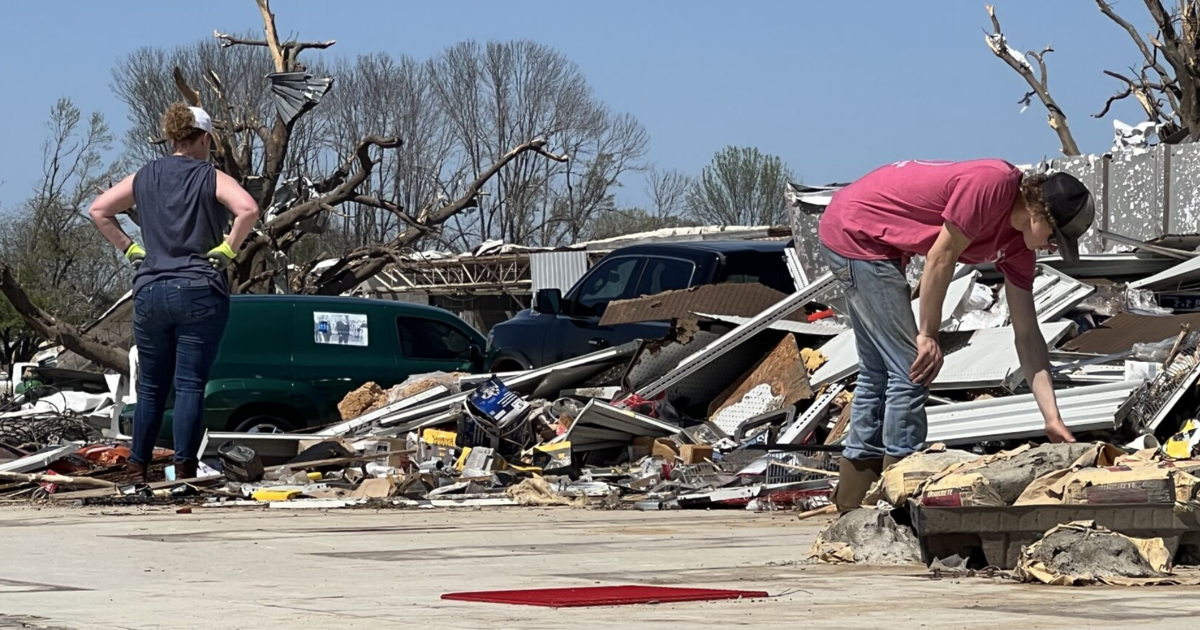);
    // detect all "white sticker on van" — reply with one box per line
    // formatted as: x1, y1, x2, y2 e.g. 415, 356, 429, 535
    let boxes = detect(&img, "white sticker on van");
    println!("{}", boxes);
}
314, 312, 369, 347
